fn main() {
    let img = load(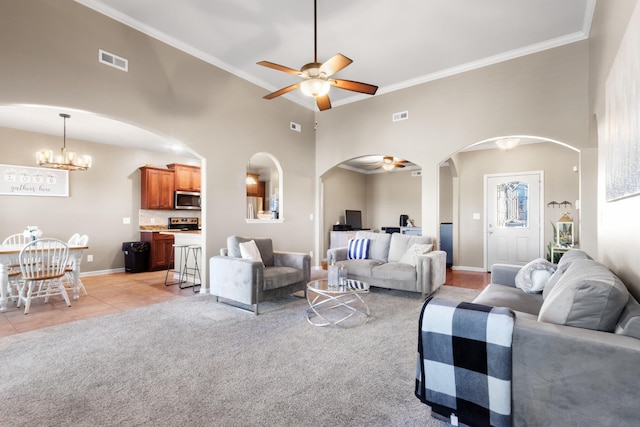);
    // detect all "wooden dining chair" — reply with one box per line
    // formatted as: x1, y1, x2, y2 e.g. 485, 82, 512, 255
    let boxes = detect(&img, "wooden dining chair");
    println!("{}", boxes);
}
67, 233, 81, 245
63, 234, 89, 298
16, 238, 71, 314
